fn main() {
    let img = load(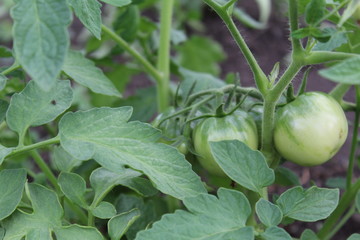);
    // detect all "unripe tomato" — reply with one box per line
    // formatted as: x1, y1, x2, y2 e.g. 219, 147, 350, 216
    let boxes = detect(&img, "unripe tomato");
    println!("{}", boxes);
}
274, 92, 348, 166
193, 110, 259, 176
